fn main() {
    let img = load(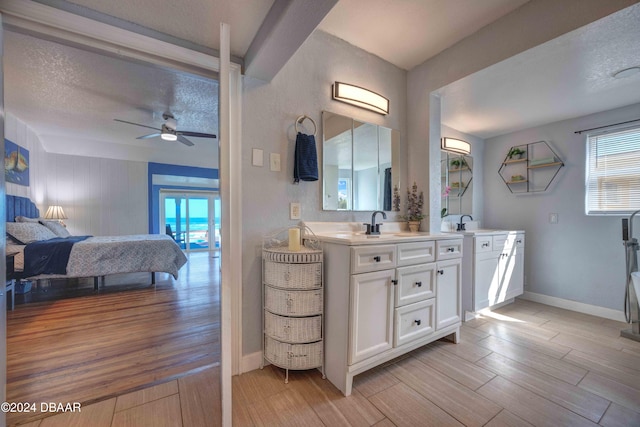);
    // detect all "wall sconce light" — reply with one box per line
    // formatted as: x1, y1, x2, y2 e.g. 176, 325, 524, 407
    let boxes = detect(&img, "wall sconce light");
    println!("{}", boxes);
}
44, 205, 68, 226
332, 82, 389, 115
441, 137, 471, 155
